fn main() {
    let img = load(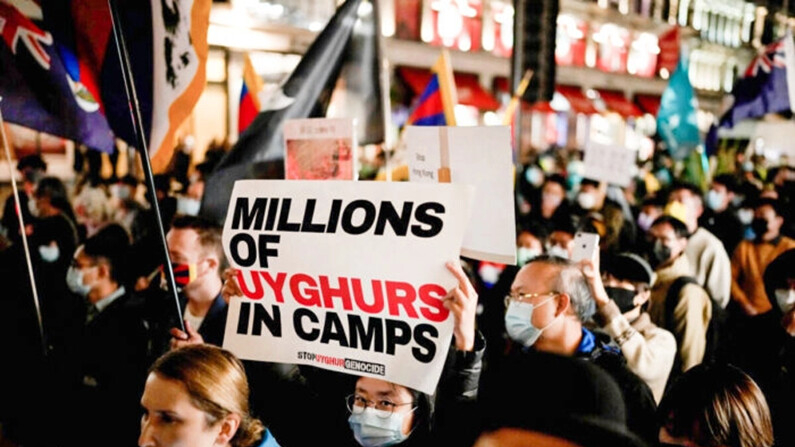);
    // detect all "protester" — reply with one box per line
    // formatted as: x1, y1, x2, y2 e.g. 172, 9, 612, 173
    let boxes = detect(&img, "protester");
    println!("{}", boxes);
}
140, 344, 279, 447
475, 351, 647, 447
500, 255, 657, 444
700, 174, 744, 255
530, 174, 570, 232
646, 215, 712, 376
546, 217, 577, 259
582, 253, 677, 403
1, 154, 46, 244
153, 215, 228, 352
658, 363, 774, 447
57, 224, 150, 447
667, 182, 732, 308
